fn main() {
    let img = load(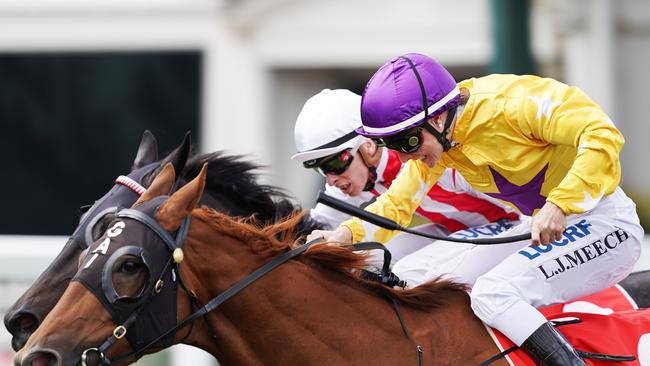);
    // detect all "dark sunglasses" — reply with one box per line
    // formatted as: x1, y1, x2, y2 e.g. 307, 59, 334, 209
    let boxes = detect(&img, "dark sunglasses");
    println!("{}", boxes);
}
372, 126, 424, 153
303, 149, 354, 175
